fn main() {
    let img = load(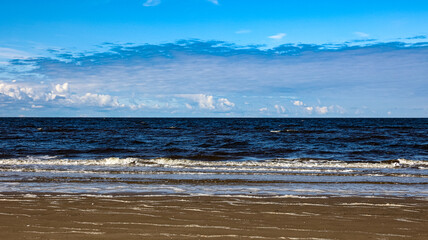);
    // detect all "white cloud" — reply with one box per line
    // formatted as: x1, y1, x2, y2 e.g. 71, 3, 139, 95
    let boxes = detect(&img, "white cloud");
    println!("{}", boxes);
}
207, 0, 219, 4
0, 82, 36, 100
293, 100, 303, 106
354, 32, 369, 38
196, 95, 214, 109
315, 106, 328, 114
129, 103, 146, 110
299, 104, 344, 115
305, 106, 313, 113
70, 93, 121, 107
268, 33, 286, 40
0, 81, 71, 103
274, 104, 285, 113
54, 82, 69, 95
185, 103, 193, 109
178, 94, 215, 110
177, 94, 234, 111
46, 83, 70, 101
217, 98, 235, 110
0, 81, 123, 109
290, 100, 331, 115
142, 0, 161, 7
